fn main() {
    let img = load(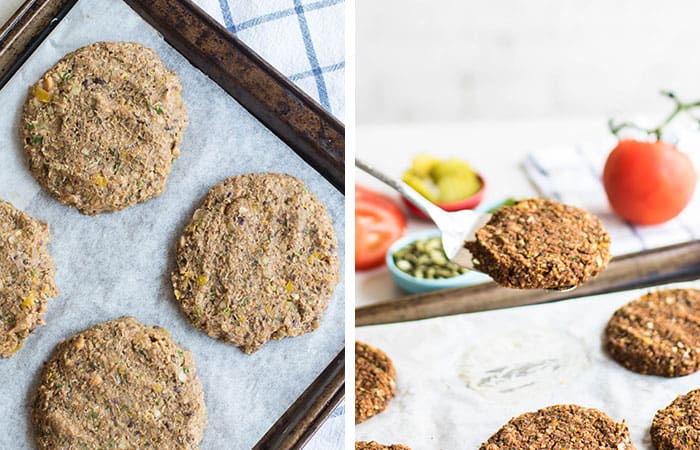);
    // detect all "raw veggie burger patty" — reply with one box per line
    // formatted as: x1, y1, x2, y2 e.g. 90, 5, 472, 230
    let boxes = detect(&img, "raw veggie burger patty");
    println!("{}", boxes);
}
355, 442, 411, 450
480, 404, 635, 449
20, 41, 187, 215
355, 341, 396, 424
651, 388, 700, 449
32, 317, 206, 449
172, 173, 340, 354
0, 199, 58, 357
465, 198, 611, 289
605, 288, 700, 377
